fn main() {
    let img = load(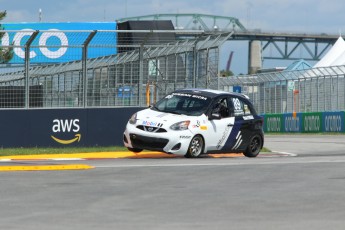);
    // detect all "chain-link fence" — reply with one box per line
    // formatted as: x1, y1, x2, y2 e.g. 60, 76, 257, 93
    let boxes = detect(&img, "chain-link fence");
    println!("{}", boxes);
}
215, 65, 345, 114
0, 30, 231, 109
2, 29, 342, 114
